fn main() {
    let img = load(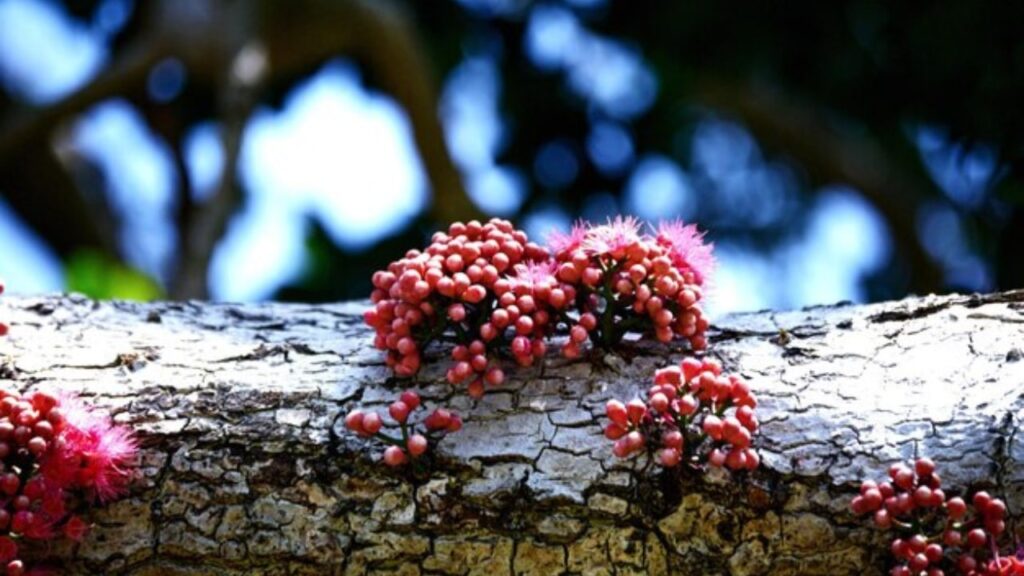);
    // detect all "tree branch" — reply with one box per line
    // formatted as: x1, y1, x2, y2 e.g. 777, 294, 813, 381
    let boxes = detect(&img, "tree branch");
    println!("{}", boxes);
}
694, 77, 944, 295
